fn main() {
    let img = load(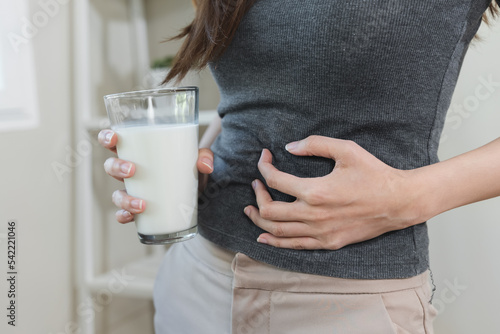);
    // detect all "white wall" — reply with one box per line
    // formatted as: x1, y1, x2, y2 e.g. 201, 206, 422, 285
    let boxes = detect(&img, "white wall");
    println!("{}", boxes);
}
0, 1, 72, 333
430, 17, 500, 334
